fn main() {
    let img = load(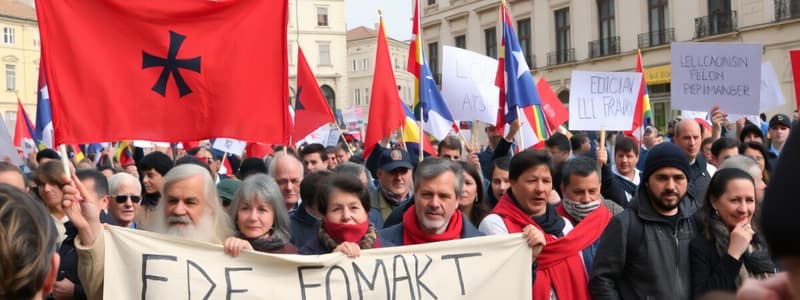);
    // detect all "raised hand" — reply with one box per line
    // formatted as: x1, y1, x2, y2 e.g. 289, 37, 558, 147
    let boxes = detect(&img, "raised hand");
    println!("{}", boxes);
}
60, 174, 102, 247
